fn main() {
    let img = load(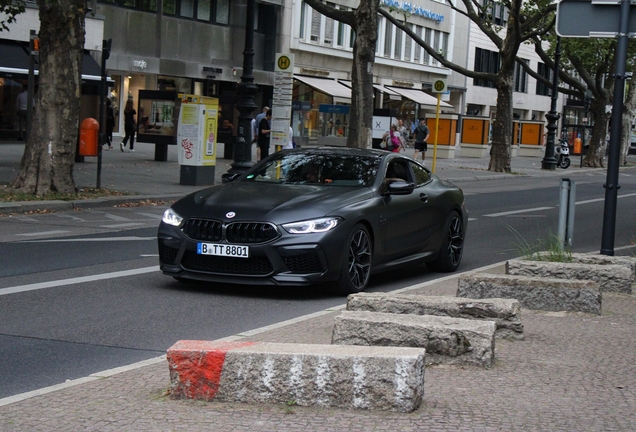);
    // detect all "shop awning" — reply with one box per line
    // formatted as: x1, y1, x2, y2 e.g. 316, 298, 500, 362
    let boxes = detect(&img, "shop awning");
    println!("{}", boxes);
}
336, 80, 402, 100
387, 86, 453, 109
0, 39, 111, 83
294, 75, 351, 103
